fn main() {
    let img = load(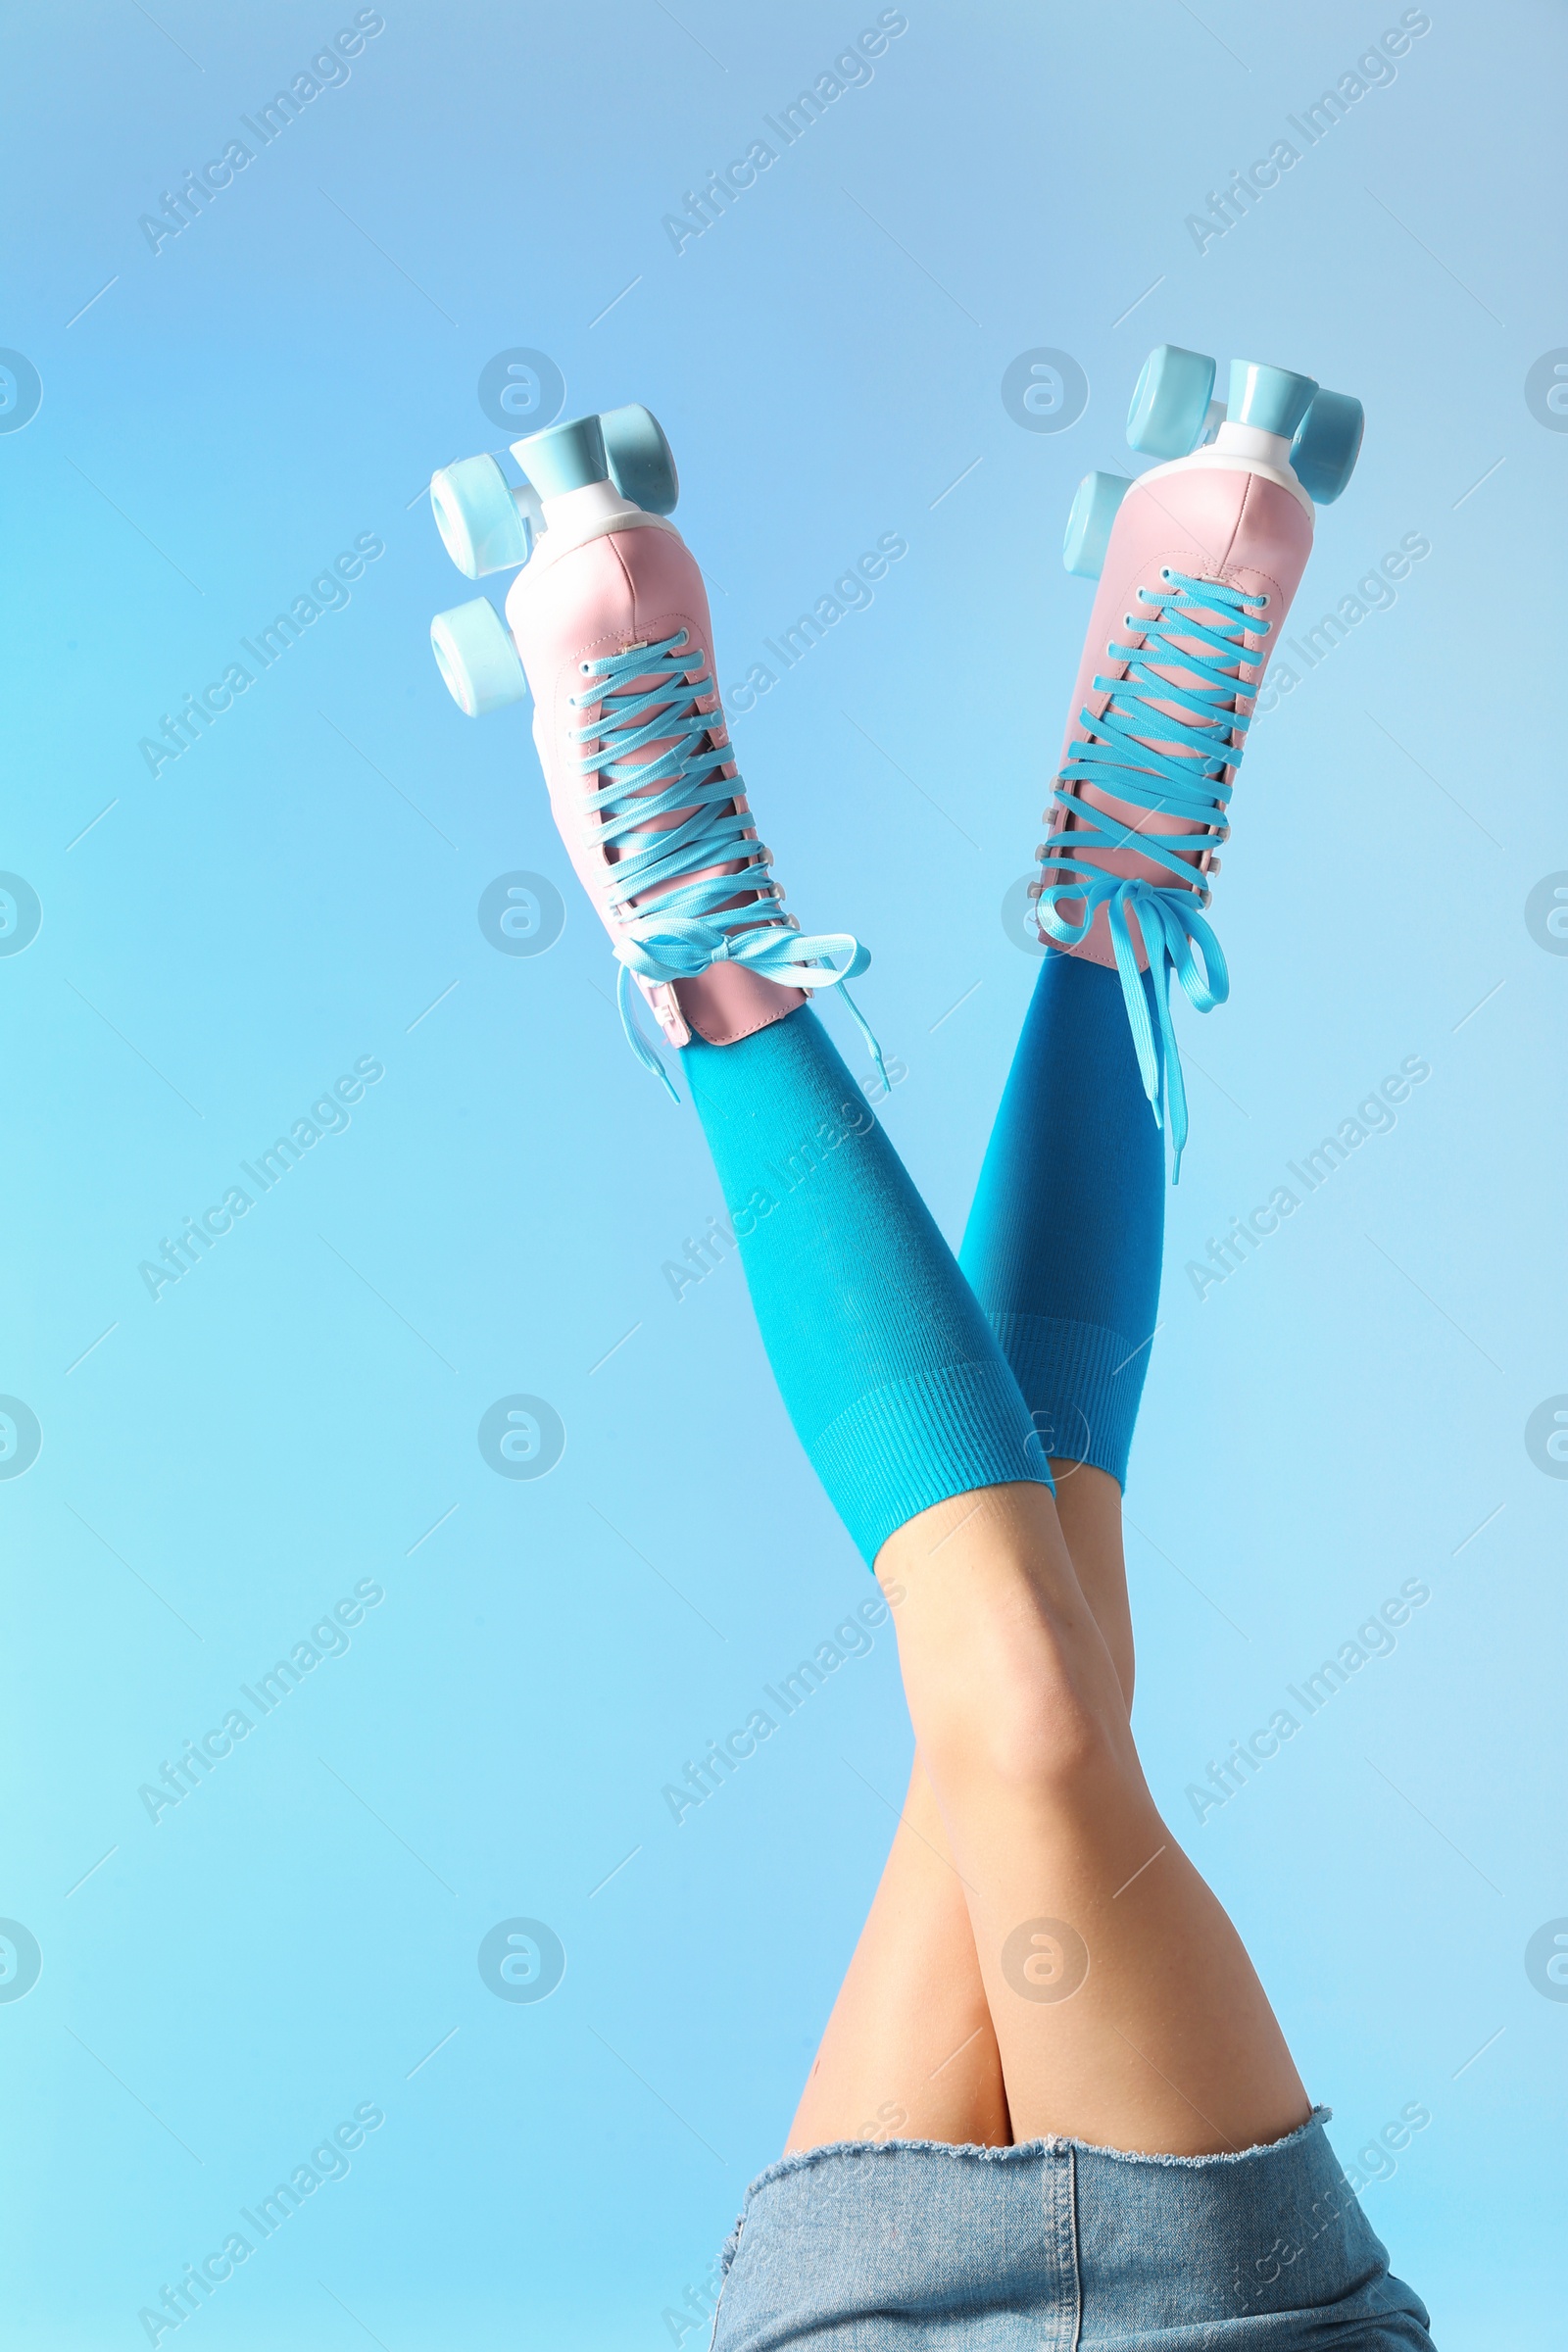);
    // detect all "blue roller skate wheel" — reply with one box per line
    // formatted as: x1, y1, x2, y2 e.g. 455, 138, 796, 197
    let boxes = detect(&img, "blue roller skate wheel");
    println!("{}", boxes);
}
1289, 388, 1364, 505
1126, 345, 1217, 459
513, 412, 609, 498
430, 454, 532, 579
601, 403, 679, 515
1063, 471, 1132, 579
430, 598, 528, 717
1226, 359, 1318, 442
